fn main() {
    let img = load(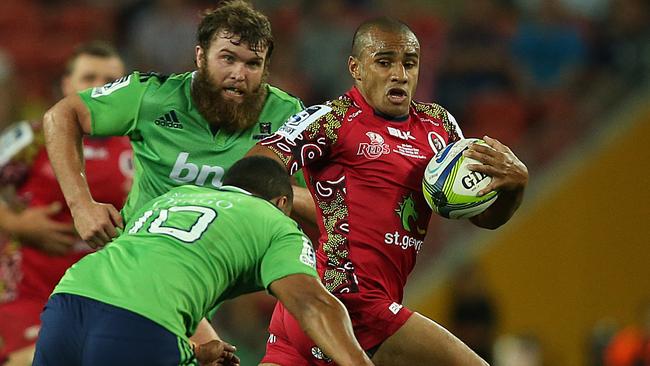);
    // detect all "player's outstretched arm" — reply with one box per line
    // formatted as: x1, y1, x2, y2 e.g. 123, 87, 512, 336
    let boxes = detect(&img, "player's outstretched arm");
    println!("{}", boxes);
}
465, 136, 528, 229
291, 185, 318, 228
43, 95, 123, 248
246, 145, 285, 166
270, 274, 374, 366
246, 145, 318, 227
